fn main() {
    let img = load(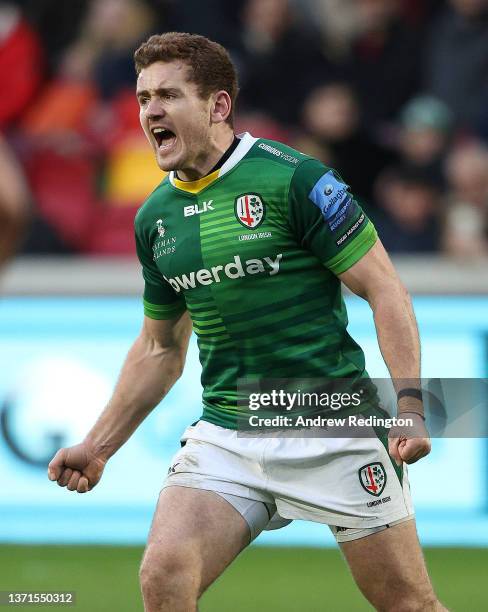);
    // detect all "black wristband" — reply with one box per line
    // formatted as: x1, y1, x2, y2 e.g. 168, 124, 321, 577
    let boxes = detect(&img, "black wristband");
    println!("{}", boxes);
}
400, 410, 426, 421
397, 388, 423, 402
